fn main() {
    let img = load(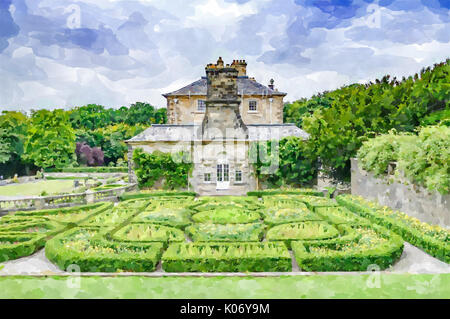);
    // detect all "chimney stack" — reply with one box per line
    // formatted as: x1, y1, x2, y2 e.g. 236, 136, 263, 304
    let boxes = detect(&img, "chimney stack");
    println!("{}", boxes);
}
231, 59, 247, 77
268, 79, 274, 90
